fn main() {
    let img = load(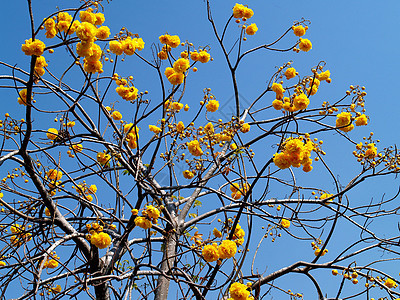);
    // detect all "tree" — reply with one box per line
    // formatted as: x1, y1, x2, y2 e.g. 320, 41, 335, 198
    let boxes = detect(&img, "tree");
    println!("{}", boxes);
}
1, 0, 400, 299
